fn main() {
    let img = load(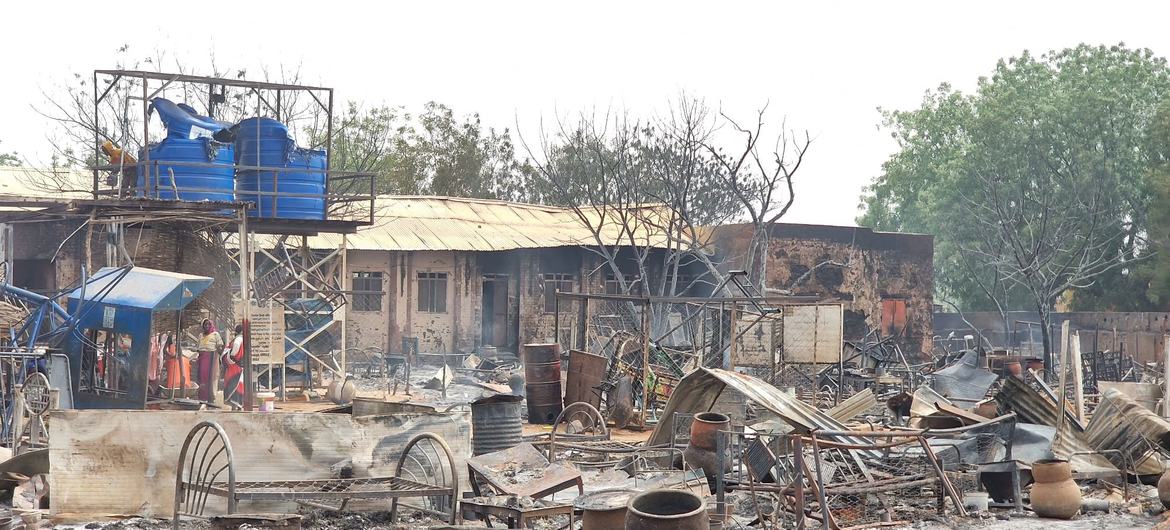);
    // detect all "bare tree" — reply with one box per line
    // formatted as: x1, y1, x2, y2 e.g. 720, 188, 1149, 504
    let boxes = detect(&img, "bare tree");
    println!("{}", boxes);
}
961, 162, 1145, 371
700, 105, 811, 293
